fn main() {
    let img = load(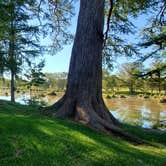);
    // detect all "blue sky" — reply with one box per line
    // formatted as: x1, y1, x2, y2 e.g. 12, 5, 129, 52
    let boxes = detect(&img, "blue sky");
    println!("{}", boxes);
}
42, 2, 79, 73
42, 2, 151, 74
43, 44, 73, 73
